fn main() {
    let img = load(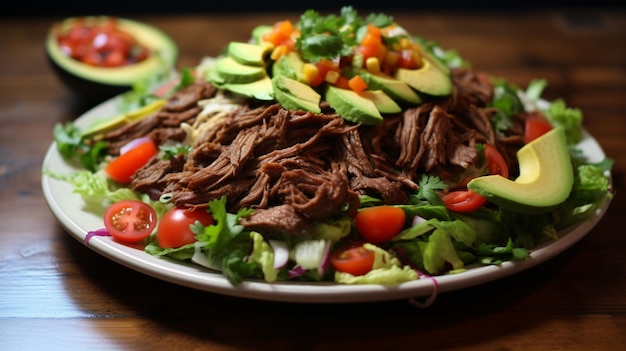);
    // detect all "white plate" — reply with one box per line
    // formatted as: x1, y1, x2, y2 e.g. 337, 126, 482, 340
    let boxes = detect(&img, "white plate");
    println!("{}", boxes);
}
41, 95, 612, 304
